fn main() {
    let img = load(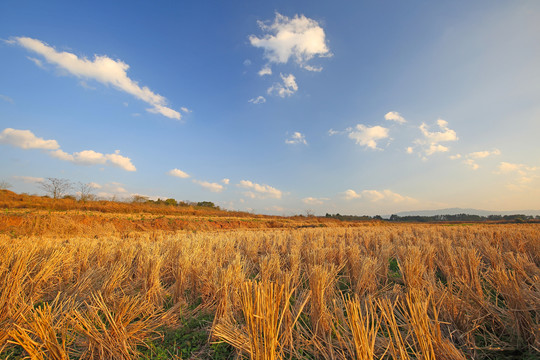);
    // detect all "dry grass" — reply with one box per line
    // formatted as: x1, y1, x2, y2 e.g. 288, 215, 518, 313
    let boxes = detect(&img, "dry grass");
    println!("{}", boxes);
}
0, 218, 539, 359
